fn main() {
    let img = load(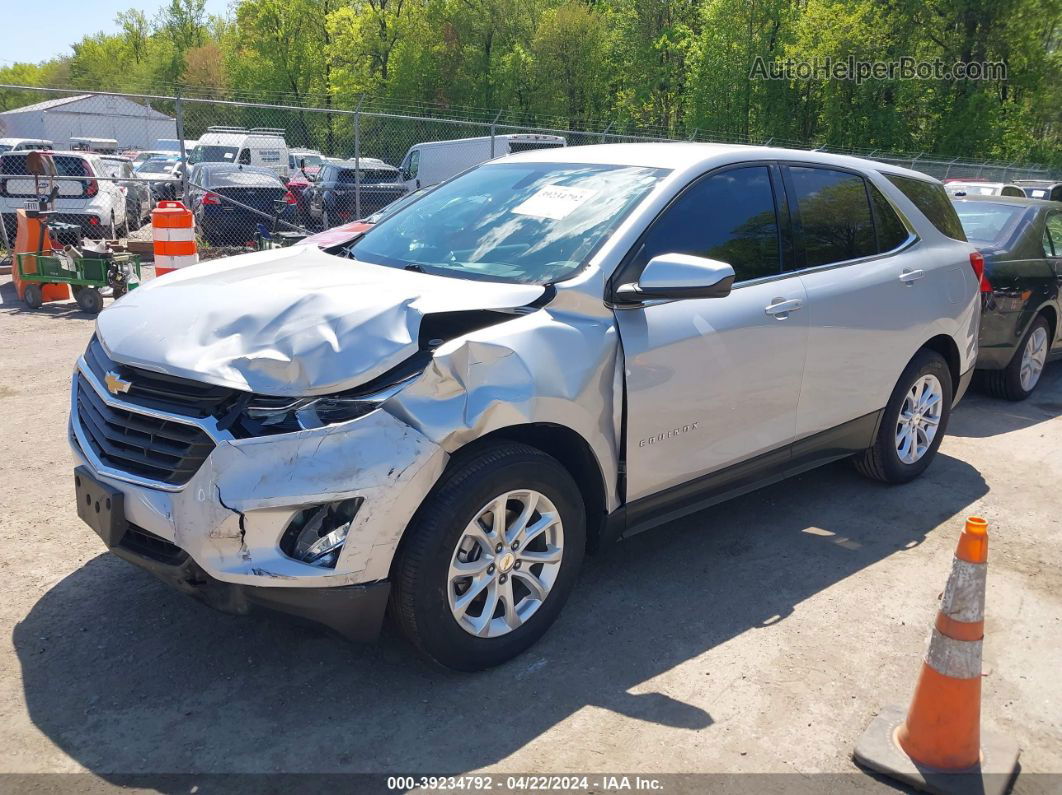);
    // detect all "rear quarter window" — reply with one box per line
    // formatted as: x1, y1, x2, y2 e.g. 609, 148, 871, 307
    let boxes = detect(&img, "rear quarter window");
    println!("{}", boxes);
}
885, 174, 967, 241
